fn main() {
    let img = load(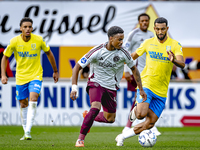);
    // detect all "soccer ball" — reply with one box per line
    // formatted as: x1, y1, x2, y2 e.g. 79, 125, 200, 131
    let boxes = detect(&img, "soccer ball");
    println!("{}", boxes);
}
138, 129, 157, 147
